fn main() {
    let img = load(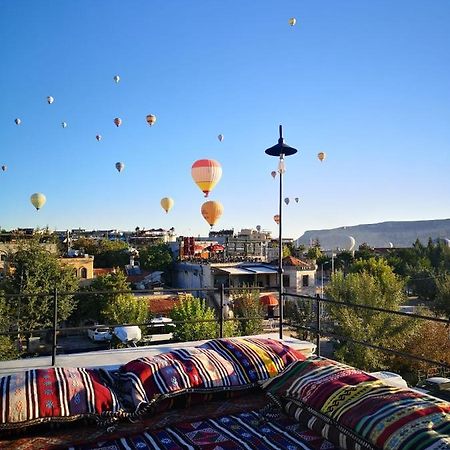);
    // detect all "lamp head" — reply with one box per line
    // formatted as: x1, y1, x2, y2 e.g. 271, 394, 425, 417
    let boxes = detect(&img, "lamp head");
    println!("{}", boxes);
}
265, 125, 298, 157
